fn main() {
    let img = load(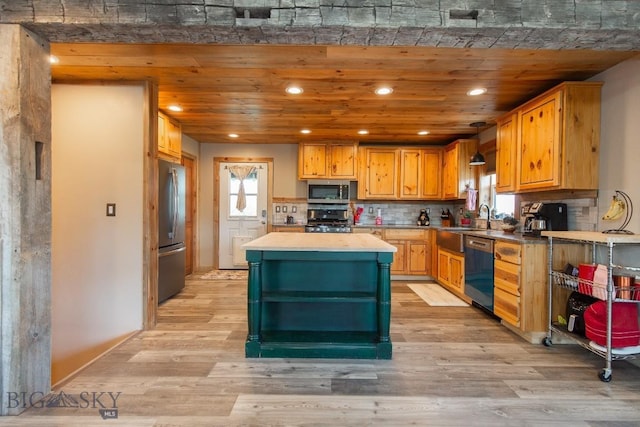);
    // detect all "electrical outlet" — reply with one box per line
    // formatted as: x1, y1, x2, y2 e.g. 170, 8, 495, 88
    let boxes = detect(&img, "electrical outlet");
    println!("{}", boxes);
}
282, 206, 288, 213
291, 206, 297, 213
368, 207, 374, 214
426, 208, 430, 214
275, 205, 281, 213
